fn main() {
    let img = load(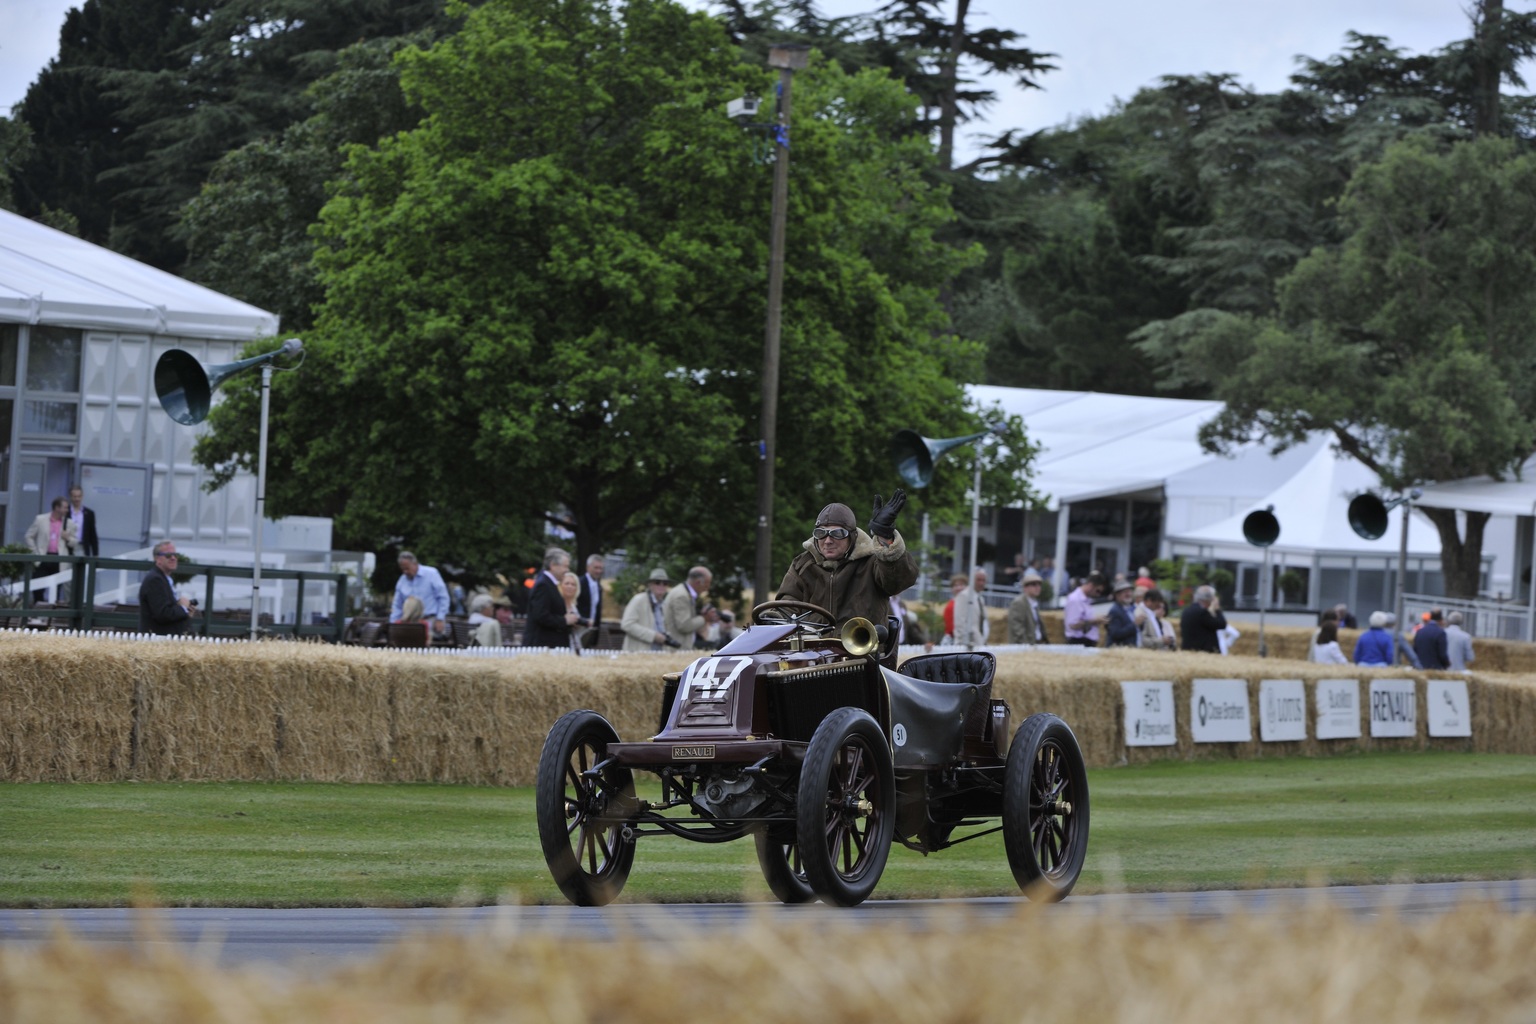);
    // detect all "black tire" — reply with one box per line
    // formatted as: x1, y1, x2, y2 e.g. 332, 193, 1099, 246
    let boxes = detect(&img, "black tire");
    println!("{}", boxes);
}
1002, 713, 1090, 901
753, 831, 815, 904
535, 710, 636, 907
795, 707, 895, 907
